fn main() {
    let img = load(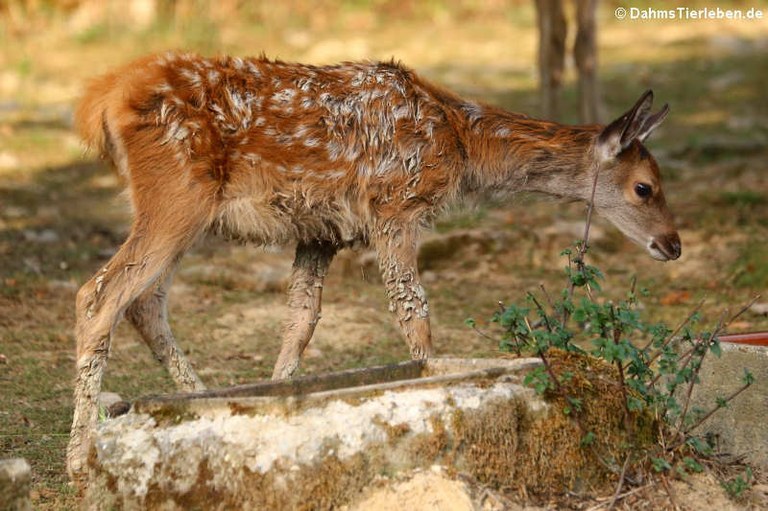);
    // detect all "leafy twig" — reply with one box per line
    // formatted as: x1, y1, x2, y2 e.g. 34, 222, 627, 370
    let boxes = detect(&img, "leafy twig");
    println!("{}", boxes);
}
643, 298, 705, 364
667, 378, 754, 452
675, 312, 727, 435
563, 159, 601, 326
